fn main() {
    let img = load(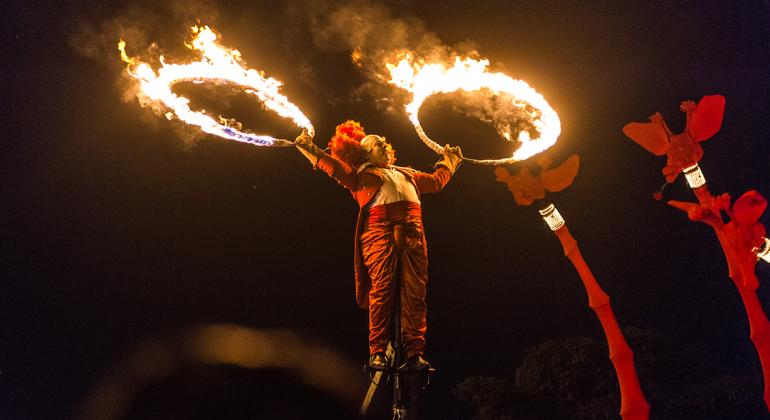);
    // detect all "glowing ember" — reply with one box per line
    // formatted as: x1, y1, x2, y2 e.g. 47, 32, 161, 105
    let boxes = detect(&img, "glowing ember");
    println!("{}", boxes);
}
118, 26, 314, 146
386, 55, 560, 164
